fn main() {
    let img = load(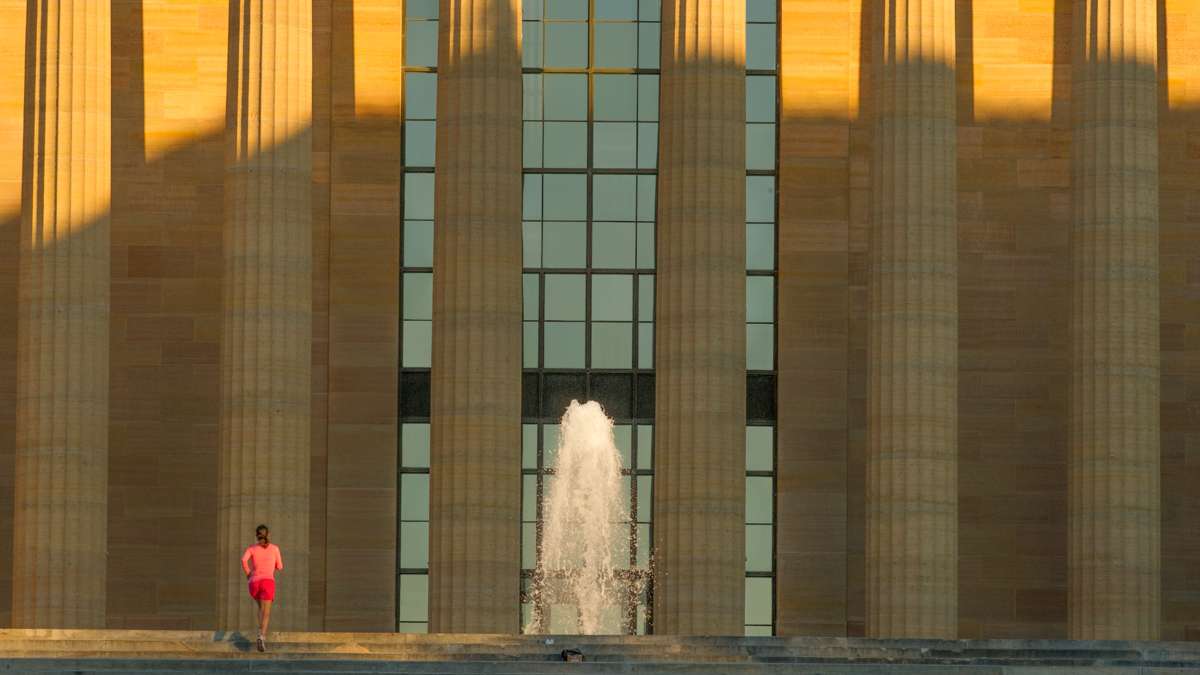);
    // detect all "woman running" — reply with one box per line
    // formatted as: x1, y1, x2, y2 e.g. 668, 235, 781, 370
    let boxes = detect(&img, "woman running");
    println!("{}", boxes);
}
241, 524, 283, 652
